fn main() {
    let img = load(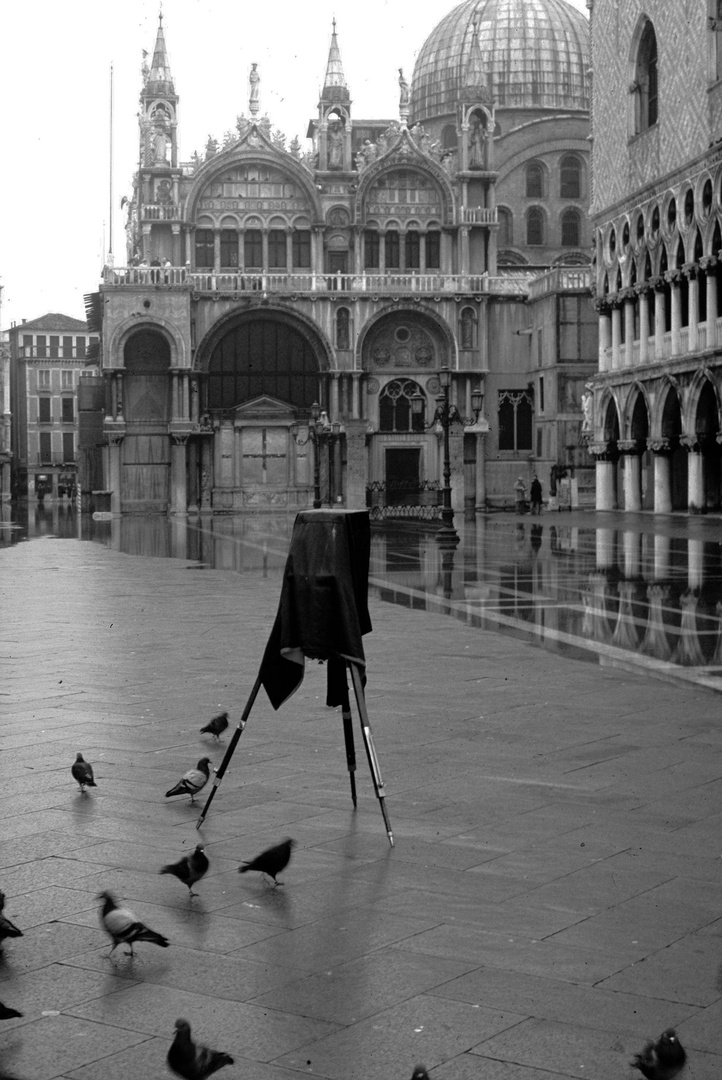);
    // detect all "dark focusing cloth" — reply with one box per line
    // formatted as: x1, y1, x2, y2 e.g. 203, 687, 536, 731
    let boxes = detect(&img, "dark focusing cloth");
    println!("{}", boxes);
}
259, 510, 372, 710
